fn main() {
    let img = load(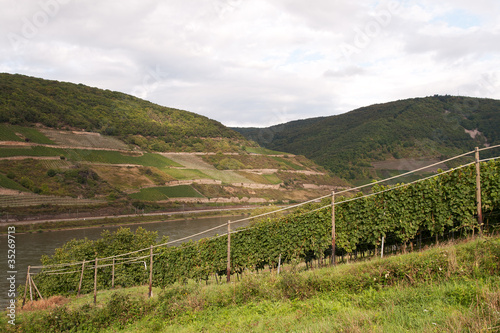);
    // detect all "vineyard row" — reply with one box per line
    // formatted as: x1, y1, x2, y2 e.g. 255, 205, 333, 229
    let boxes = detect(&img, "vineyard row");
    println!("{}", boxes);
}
29, 153, 500, 297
